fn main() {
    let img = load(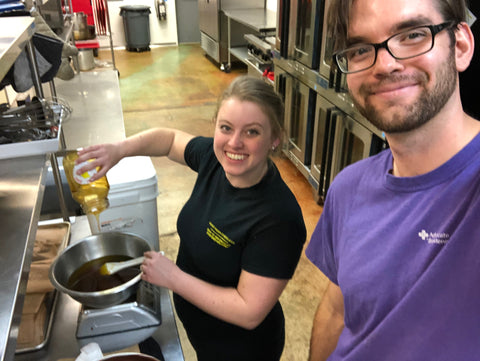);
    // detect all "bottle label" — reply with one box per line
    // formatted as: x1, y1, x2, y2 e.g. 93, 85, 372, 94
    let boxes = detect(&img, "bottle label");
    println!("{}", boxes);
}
73, 160, 97, 184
